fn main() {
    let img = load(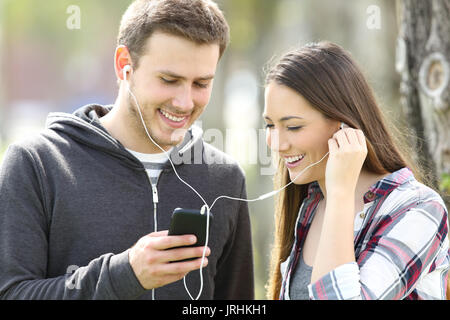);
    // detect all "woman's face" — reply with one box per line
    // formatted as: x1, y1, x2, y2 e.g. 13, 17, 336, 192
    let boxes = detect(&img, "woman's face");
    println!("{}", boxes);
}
264, 82, 339, 185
